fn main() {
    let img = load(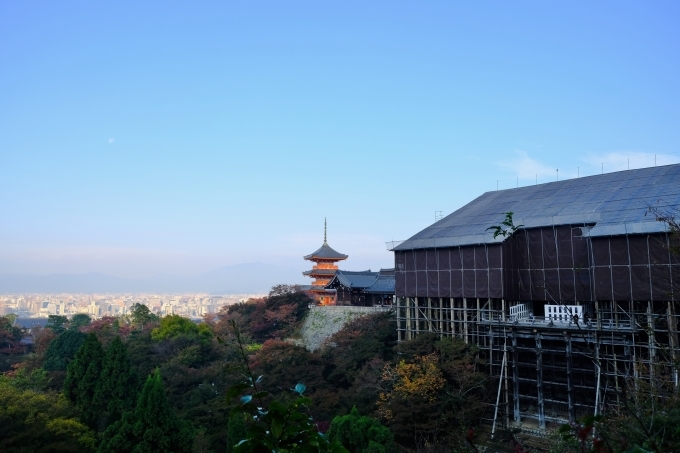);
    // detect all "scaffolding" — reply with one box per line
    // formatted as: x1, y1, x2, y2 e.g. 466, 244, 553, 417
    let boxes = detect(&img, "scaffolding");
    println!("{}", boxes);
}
395, 295, 680, 430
